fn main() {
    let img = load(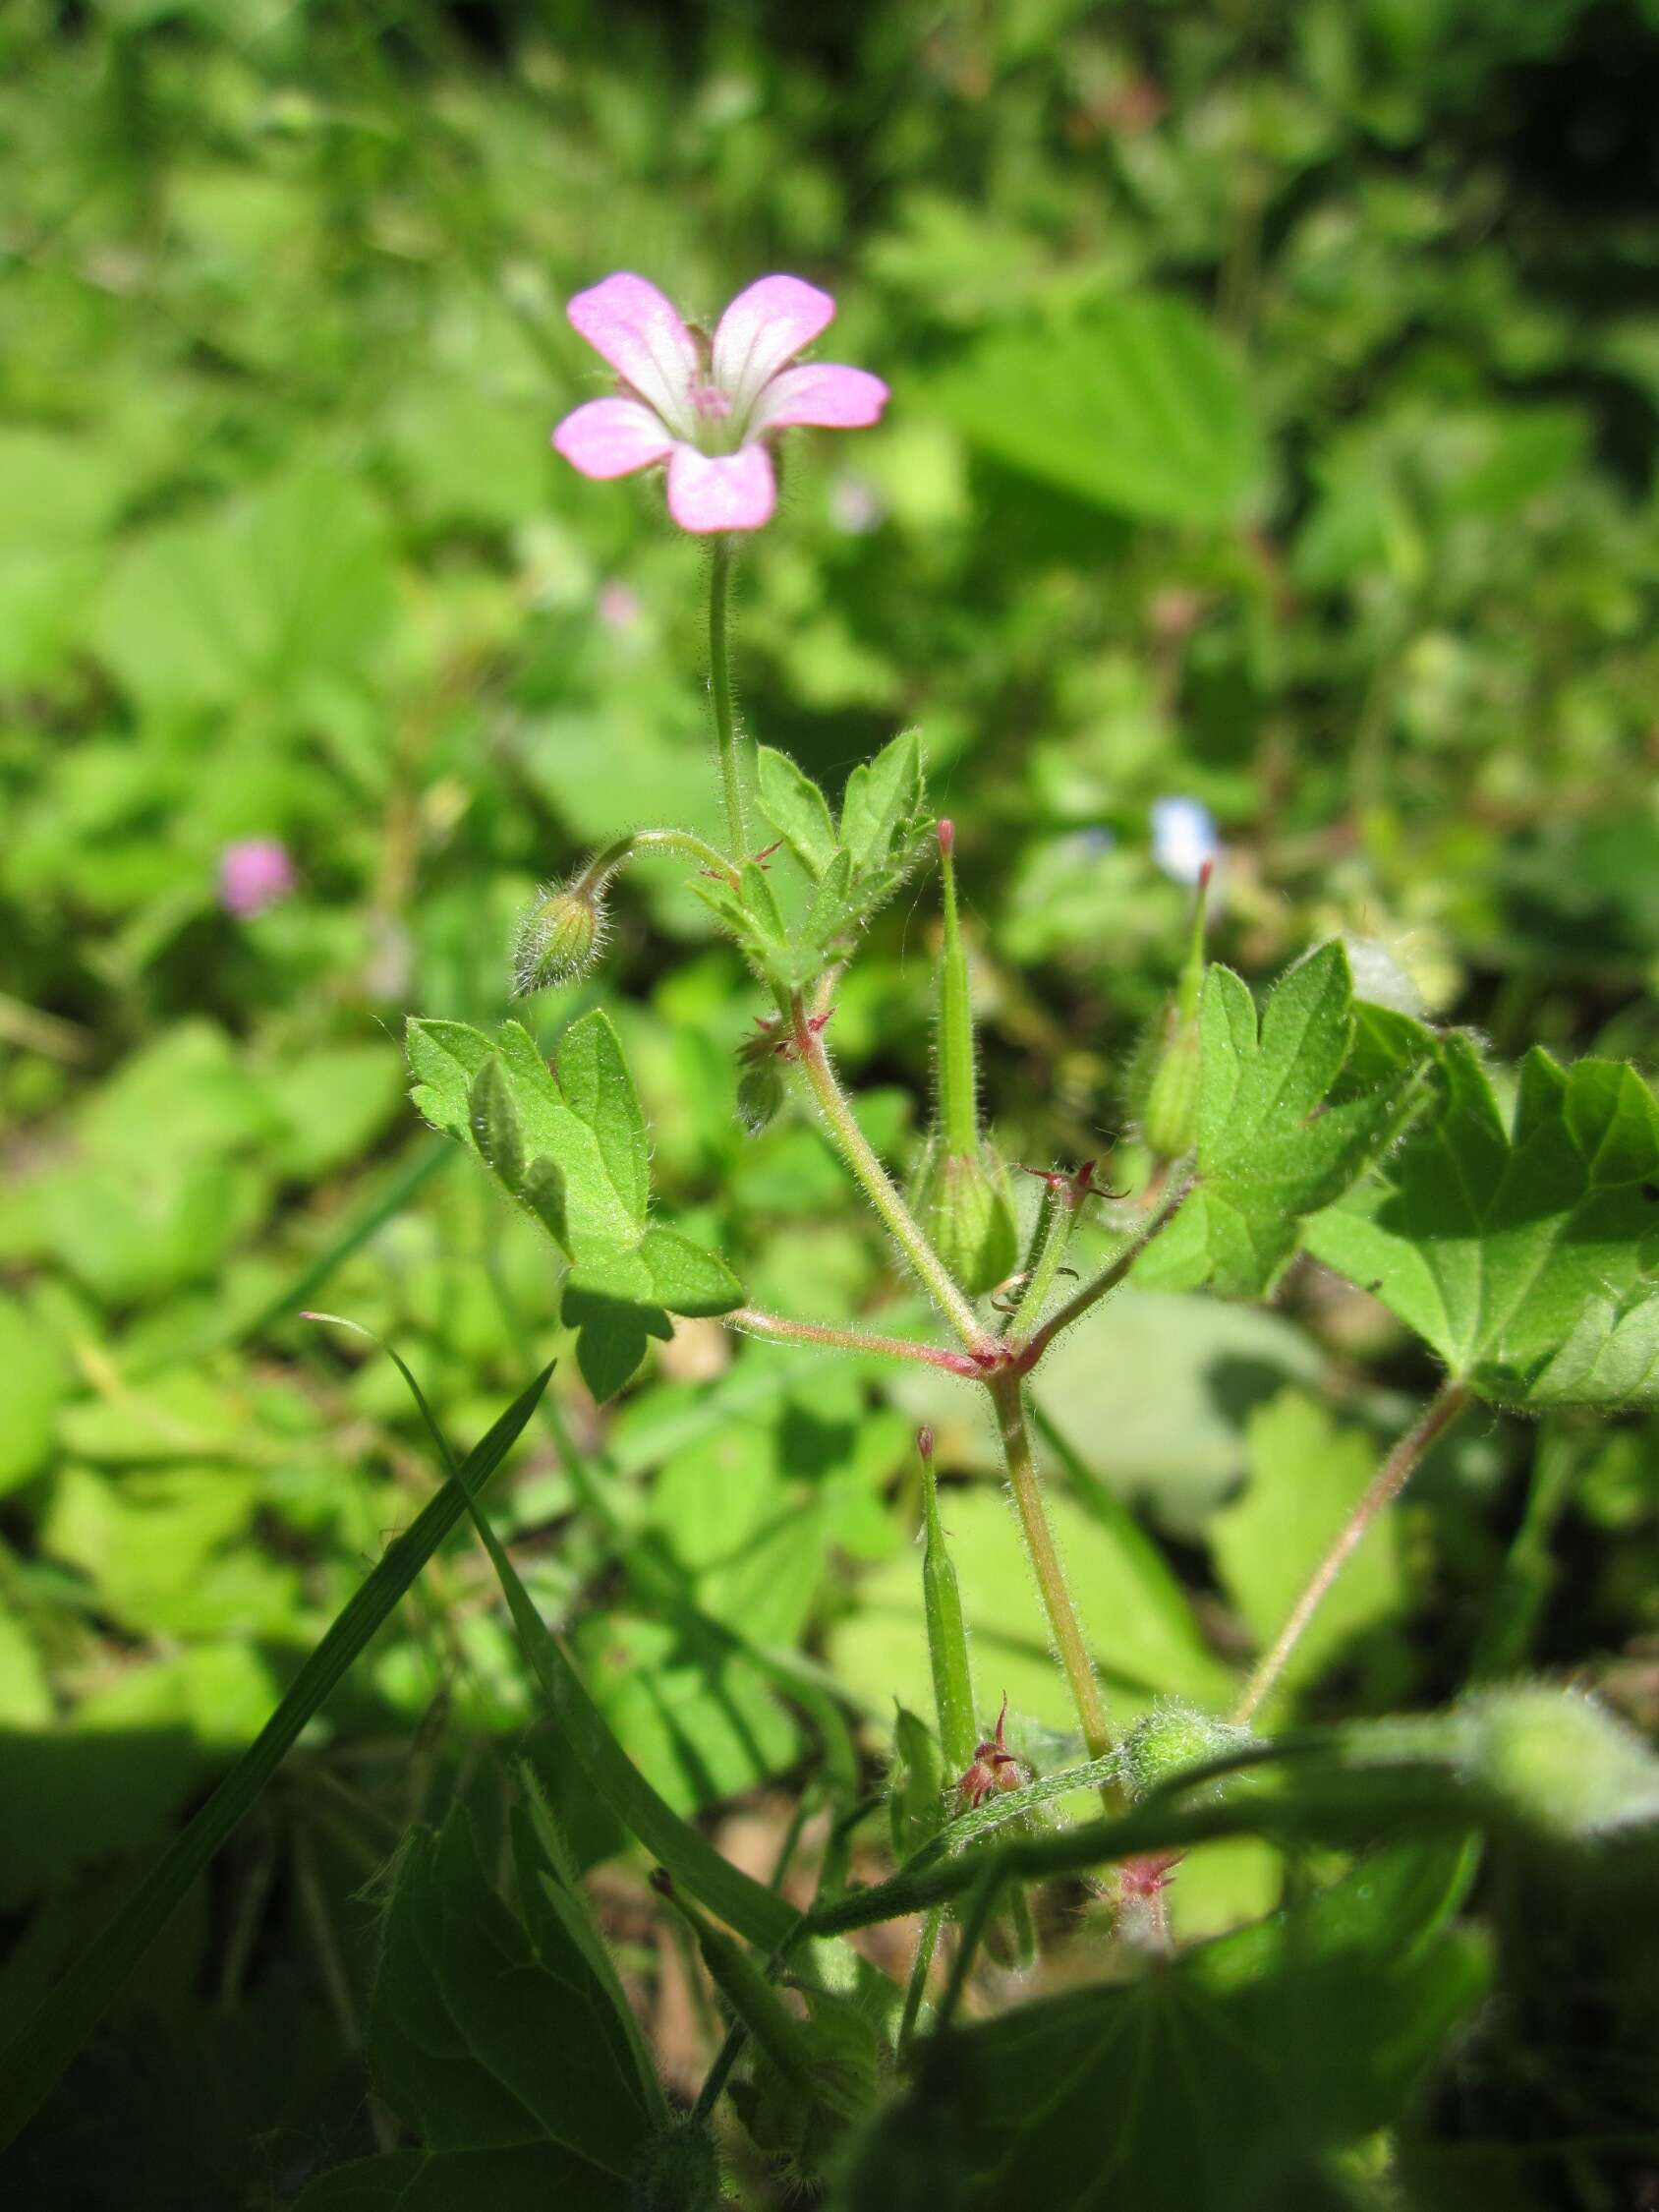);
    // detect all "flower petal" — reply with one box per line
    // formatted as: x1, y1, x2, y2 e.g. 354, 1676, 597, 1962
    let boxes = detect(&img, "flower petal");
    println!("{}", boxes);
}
713, 274, 835, 423
551, 397, 674, 480
665, 442, 776, 534
749, 362, 888, 436
565, 273, 699, 436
